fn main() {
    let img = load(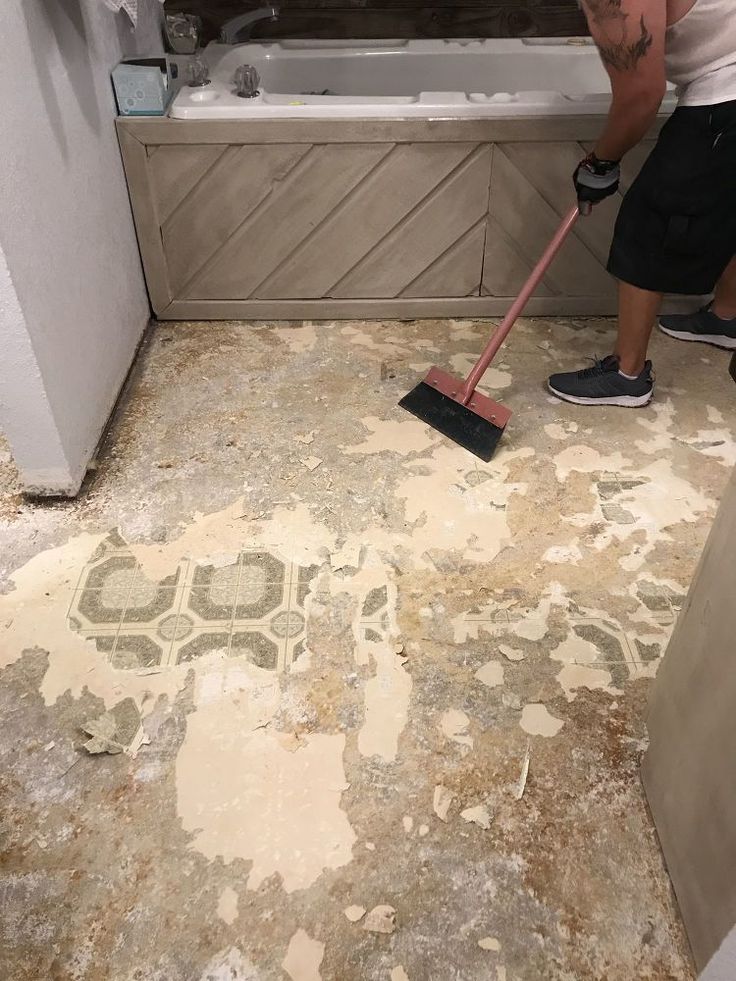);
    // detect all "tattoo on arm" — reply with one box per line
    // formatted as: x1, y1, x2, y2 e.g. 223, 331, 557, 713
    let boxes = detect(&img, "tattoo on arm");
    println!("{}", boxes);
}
583, 0, 654, 71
